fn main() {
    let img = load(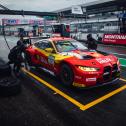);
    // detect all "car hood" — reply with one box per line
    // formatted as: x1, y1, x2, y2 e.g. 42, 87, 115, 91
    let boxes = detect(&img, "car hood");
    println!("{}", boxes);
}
60, 50, 106, 59
60, 50, 117, 66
